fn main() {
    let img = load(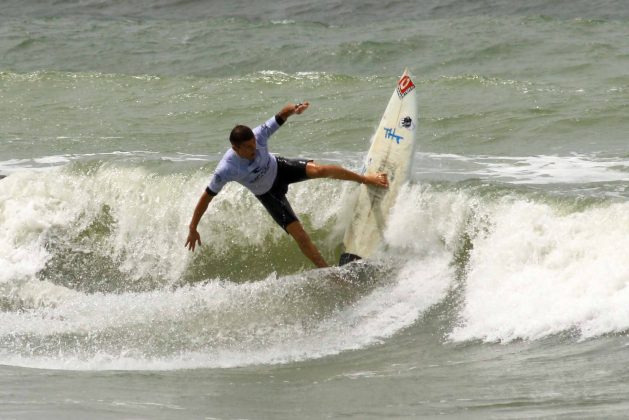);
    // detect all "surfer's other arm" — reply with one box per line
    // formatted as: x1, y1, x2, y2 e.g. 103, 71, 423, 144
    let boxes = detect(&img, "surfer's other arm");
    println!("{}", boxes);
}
276, 101, 309, 123
185, 190, 214, 252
